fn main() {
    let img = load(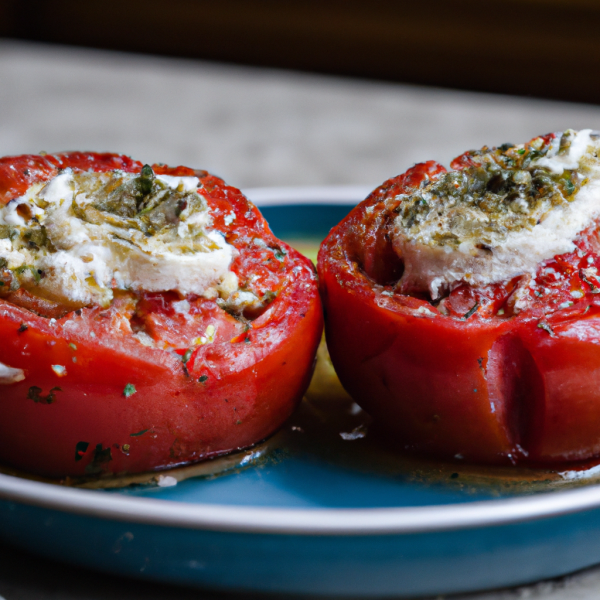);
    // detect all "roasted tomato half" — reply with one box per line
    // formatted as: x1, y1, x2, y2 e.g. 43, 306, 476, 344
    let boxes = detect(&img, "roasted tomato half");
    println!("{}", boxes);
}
0, 152, 322, 477
318, 129, 600, 465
